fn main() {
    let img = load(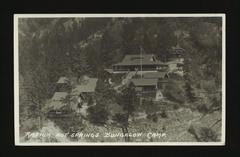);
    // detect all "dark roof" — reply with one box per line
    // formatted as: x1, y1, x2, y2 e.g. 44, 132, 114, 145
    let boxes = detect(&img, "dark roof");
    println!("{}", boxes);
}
122, 54, 155, 62
113, 54, 167, 66
143, 72, 168, 79
131, 78, 158, 86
